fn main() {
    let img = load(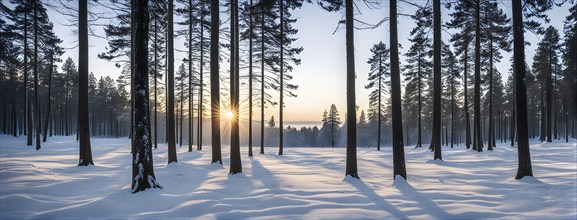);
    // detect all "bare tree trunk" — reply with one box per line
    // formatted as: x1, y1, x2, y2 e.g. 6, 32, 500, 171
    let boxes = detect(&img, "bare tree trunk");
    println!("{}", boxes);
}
260, 7, 265, 155
132, 0, 161, 193
431, 0, 442, 159
210, 0, 222, 164
154, 16, 158, 149
344, 0, 358, 179
248, 0, 253, 157
229, 0, 242, 174
167, 0, 177, 163
188, 0, 194, 152
25, 2, 32, 145
512, 0, 533, 179
377, 54, 382, 151
390, 0, 407, 180
278, 0, 284, 156
33, 0, 41, 150
473, 0, 483, 152
464, 45, 471, 149
43, 55, 54, 142
488, 37, 494, 151
78, 0, 93, 166
198, 5, 205, 151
